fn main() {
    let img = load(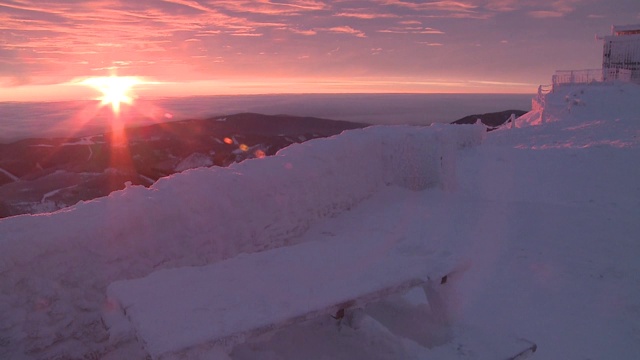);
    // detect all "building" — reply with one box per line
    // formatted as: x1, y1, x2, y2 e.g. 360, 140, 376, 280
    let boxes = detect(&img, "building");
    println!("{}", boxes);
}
544, 24, 640, 91
602, 24, 640, 83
